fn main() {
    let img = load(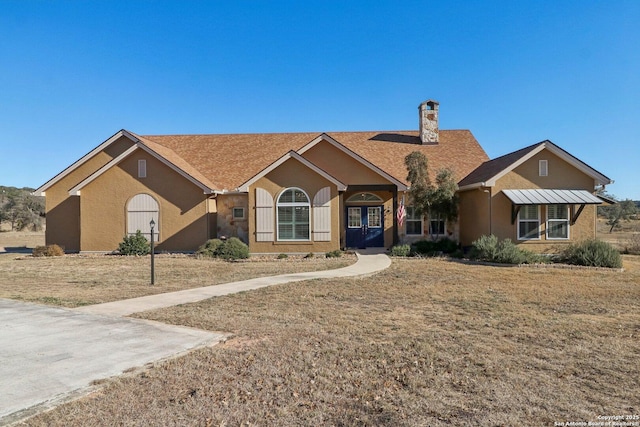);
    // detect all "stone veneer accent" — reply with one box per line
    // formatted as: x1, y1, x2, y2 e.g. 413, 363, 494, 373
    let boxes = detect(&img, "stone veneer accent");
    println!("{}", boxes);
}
419, 100, 439, 144
216, 194, 249, 243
